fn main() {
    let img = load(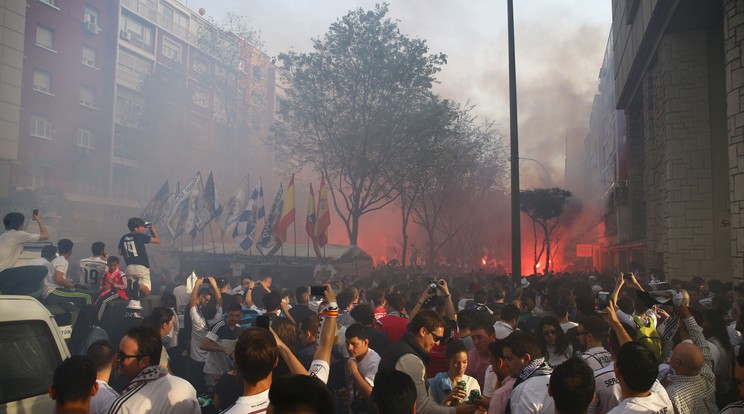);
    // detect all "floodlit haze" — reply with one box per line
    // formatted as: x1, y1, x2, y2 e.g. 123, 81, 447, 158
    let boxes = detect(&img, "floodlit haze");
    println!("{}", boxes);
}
186, 0, 612, 187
